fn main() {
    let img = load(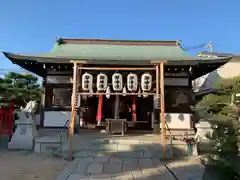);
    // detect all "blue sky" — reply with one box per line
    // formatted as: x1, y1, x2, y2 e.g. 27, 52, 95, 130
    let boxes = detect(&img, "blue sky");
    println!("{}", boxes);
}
0, 0, 239, 72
